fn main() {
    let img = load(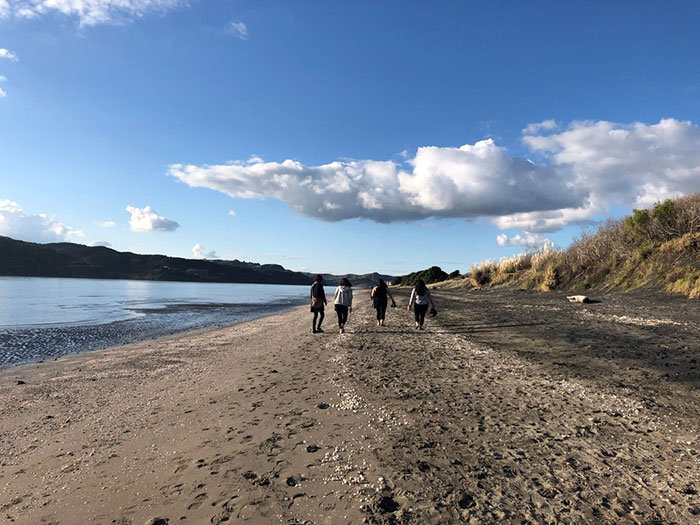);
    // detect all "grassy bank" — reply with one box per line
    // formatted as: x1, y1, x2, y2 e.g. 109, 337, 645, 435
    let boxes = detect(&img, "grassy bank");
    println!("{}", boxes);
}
448, 193, 700, 298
